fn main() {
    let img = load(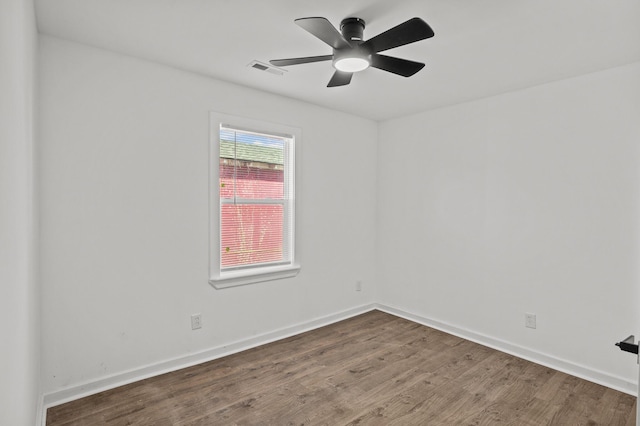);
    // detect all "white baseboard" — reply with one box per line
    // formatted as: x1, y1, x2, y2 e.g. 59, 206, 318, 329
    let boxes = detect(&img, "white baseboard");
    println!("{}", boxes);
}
375, 303, 638, 396
41, 303, 377, 420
